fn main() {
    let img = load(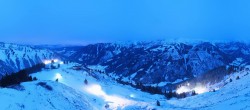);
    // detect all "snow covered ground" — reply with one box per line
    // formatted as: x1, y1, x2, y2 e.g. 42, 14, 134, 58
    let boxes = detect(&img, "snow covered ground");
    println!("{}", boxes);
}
168, 70, 250, 110
1, 62, 250, 110
0, 81, 93, 110
31, 63, 167, 110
